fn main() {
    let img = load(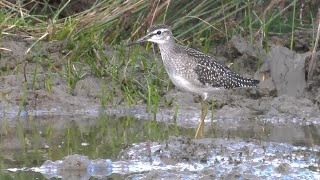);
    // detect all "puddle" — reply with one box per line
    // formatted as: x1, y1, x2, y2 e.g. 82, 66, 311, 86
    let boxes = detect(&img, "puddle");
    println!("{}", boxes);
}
0, 108, 319, 179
